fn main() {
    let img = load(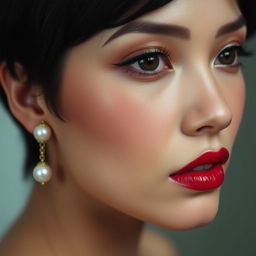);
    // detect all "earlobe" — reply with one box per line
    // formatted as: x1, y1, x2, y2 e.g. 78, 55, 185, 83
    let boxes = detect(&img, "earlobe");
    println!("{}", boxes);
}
0, 62, 45, 134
